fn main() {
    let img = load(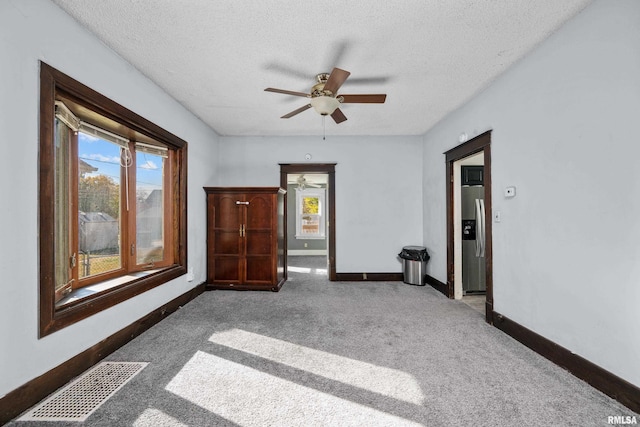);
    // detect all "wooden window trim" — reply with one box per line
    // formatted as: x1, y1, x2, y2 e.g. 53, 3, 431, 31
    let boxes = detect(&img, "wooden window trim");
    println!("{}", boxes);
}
39, 62, 188, 337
